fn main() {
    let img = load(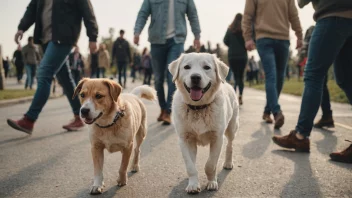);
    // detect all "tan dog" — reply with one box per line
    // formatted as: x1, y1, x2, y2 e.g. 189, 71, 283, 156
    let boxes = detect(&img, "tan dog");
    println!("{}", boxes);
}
73, 78, 156, 195
169, 53, 239, 194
